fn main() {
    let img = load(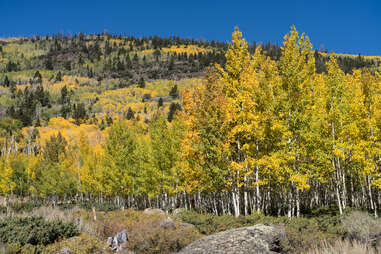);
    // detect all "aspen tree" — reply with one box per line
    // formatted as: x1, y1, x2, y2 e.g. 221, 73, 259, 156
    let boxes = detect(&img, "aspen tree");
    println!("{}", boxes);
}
278, 26, 315, 217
